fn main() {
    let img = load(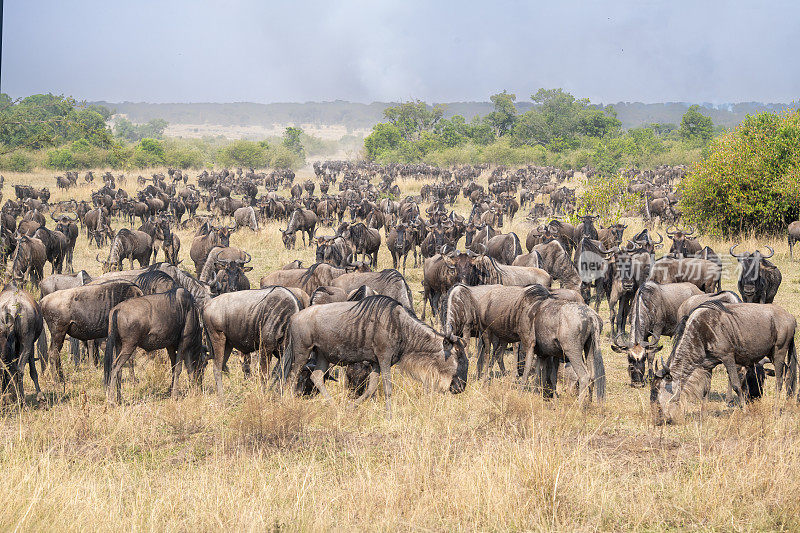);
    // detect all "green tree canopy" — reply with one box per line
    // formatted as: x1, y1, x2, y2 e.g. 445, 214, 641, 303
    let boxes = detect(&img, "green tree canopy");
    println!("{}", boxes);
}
680, 109, 800, 234
679, 105, 714, 142
383, 100, 443, 141
283, 127, 305, 158
485, 90, 517, 137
